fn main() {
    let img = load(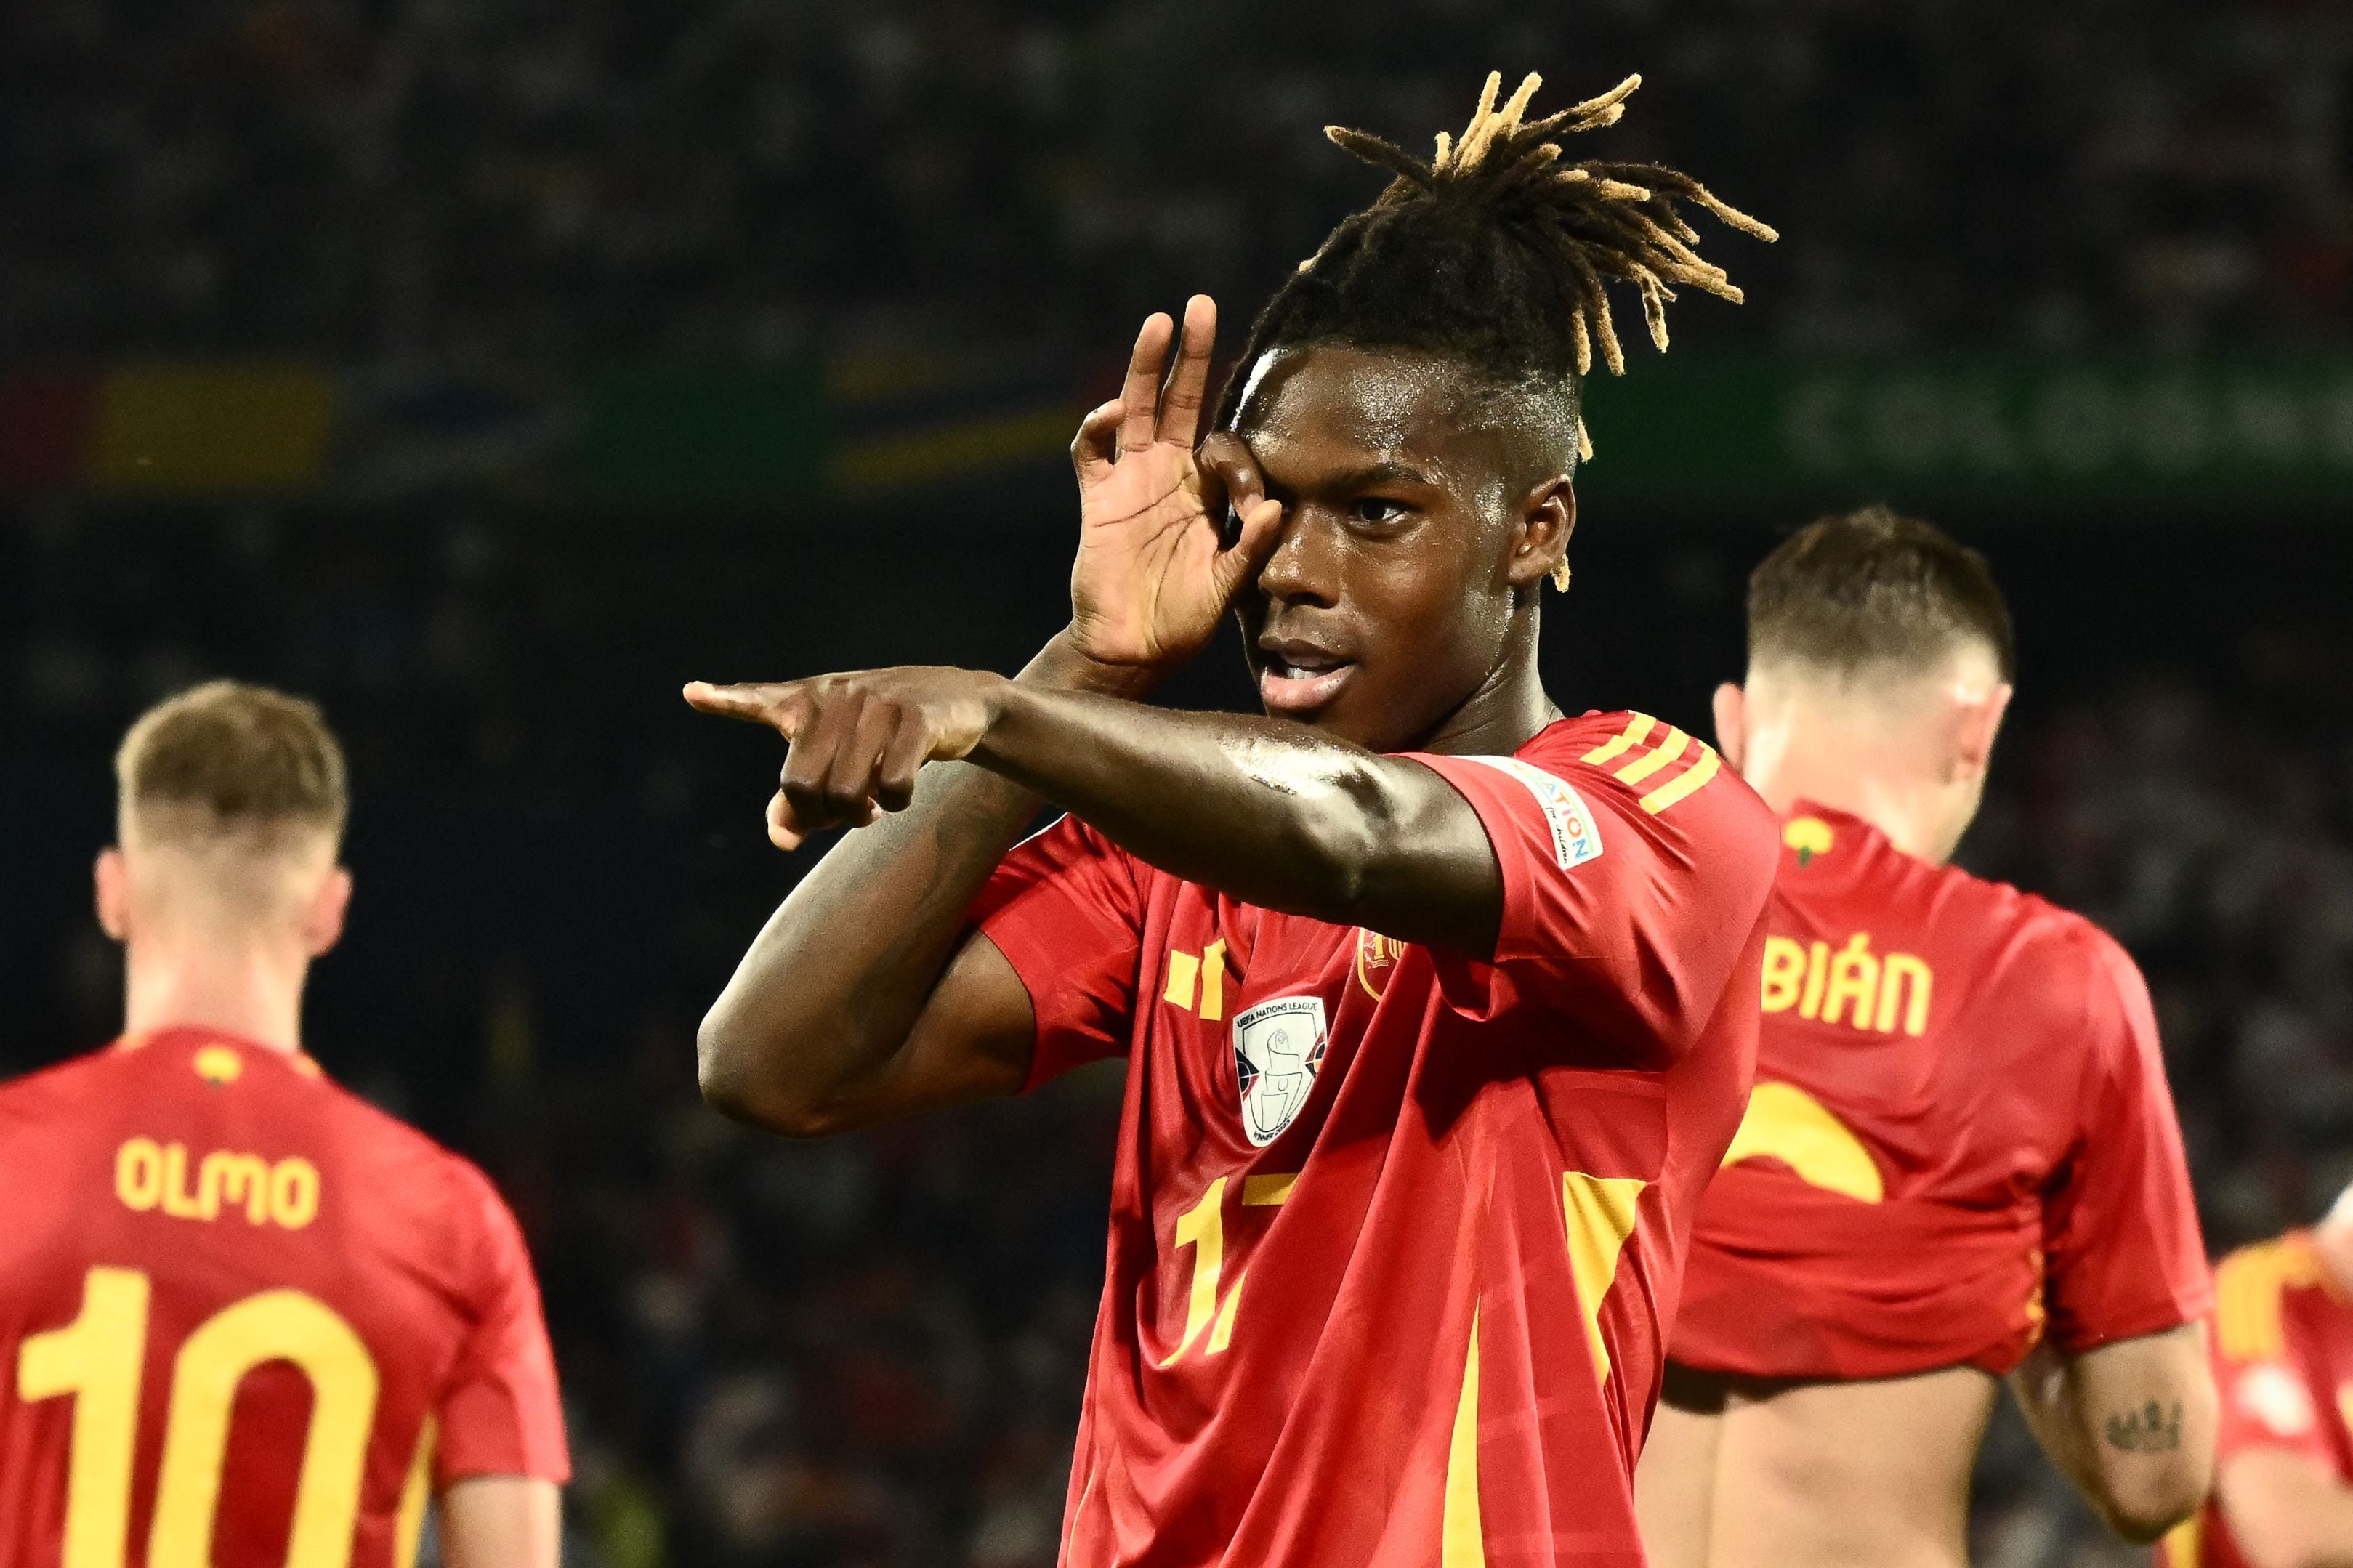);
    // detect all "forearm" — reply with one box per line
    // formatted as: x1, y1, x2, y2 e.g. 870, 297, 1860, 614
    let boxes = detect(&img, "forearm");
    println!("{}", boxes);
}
698, 637, 1145, 1128
972, 681, 1496, 948
2009, 1325, 2213, 1542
